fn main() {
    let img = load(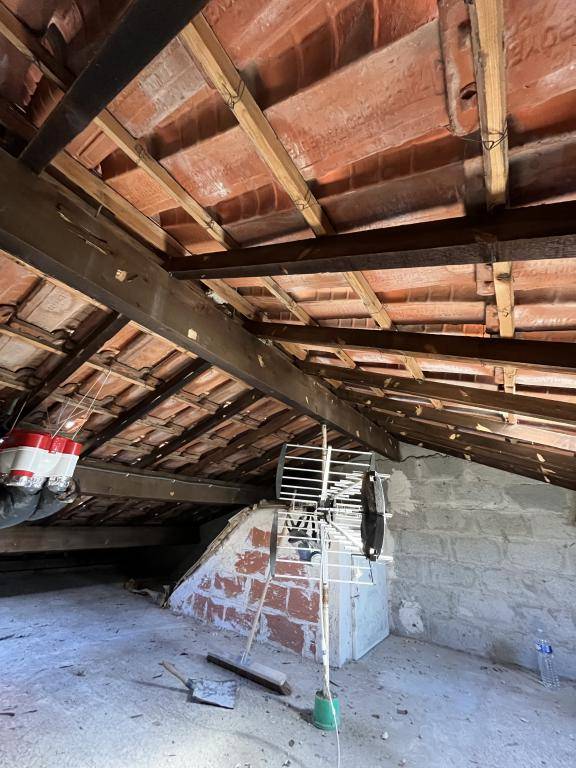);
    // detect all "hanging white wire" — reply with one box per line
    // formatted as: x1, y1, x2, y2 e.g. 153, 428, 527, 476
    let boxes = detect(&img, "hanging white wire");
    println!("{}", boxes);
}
51, 368, 112, 440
